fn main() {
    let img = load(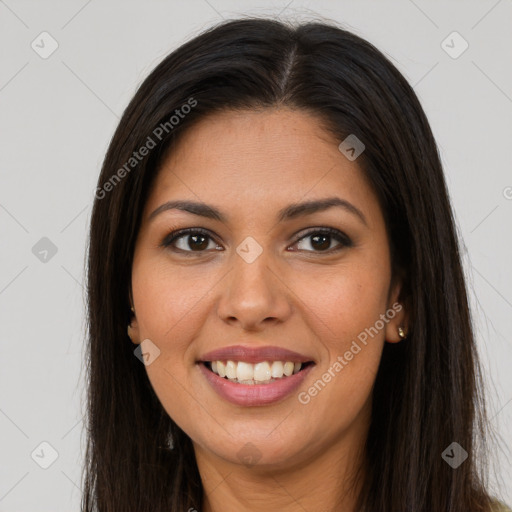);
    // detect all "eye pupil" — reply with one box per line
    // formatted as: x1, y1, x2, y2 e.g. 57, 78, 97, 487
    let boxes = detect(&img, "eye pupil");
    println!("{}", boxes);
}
311, 234, 331, 251
189, 234, 208, 251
